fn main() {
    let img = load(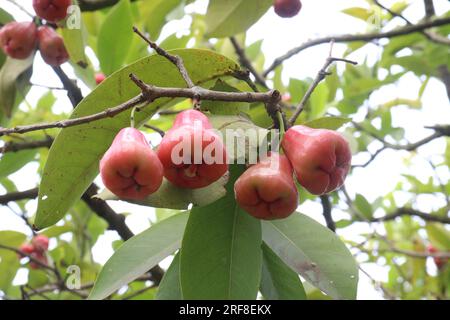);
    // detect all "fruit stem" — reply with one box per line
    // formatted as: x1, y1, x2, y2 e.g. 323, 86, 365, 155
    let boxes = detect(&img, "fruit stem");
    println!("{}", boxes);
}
130, 106, 138, 128
277, 111, 285, 150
